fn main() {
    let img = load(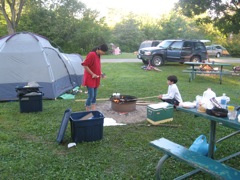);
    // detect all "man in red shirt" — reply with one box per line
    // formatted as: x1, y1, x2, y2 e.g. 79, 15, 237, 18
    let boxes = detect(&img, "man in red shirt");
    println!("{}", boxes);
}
82, 44, 108, 111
